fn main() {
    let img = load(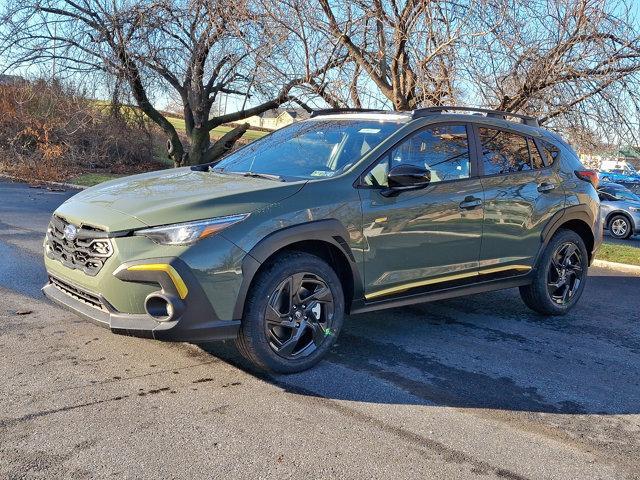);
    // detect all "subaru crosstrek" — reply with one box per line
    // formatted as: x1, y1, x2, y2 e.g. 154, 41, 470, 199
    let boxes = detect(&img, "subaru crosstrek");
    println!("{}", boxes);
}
43, 107, 602, 373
